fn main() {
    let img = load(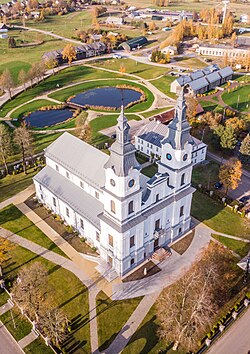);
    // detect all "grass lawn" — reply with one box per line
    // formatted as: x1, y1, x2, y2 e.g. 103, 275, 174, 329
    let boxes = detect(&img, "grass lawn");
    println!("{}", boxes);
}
141, 106, 173, 118
90, 58, 170, 80
0, 204, 66, 257
11, 99, 59, 119
49, 79, 154, 113
33, 132, 63, 153
191, 191, 250, 239
96, 291, 142, 352
222, 85, 250, 112
0, 61, 31, 85
199, 99, 223, 112
2, 243, 91, 353
0, 305, 32, 341
212, 234, 250, 258
0, 288, 10, 306
24, 337, 54, 354
0, 65, 124, 117
141, 164, 158, 178
0, 169, 38, 203
173, 57, 206, 69
192, 161, 219, 189
122, 305, 179, 354
150, 75, 176, 99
